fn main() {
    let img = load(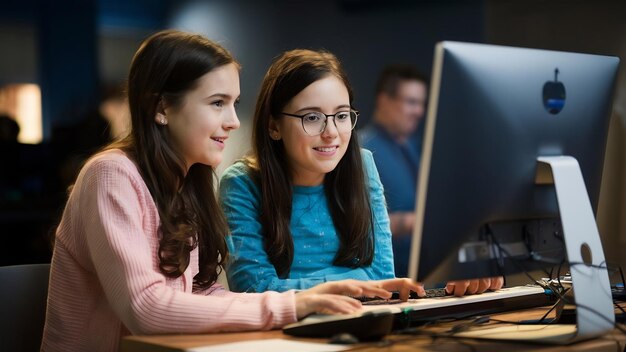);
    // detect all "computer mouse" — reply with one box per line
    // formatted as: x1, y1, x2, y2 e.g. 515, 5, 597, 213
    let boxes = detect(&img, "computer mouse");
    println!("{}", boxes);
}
328, 332, 360, 344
